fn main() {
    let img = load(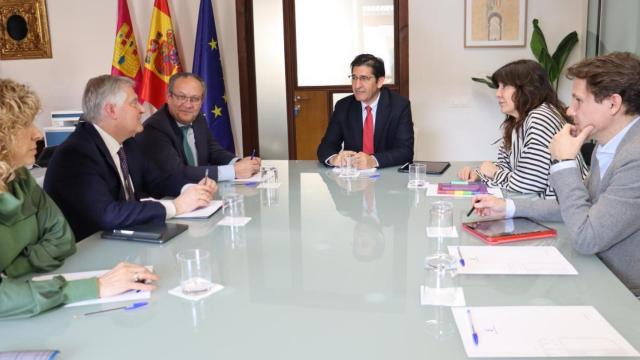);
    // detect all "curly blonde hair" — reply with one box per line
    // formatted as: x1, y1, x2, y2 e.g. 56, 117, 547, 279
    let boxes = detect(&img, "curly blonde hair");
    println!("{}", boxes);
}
0, 79, 41, 192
